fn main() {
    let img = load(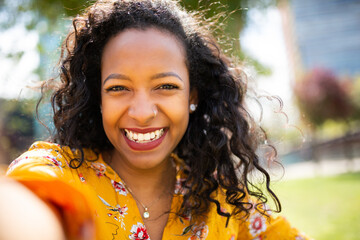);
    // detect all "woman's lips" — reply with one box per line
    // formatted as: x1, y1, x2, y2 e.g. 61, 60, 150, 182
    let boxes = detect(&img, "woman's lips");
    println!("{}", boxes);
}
123, 128, 168, 151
